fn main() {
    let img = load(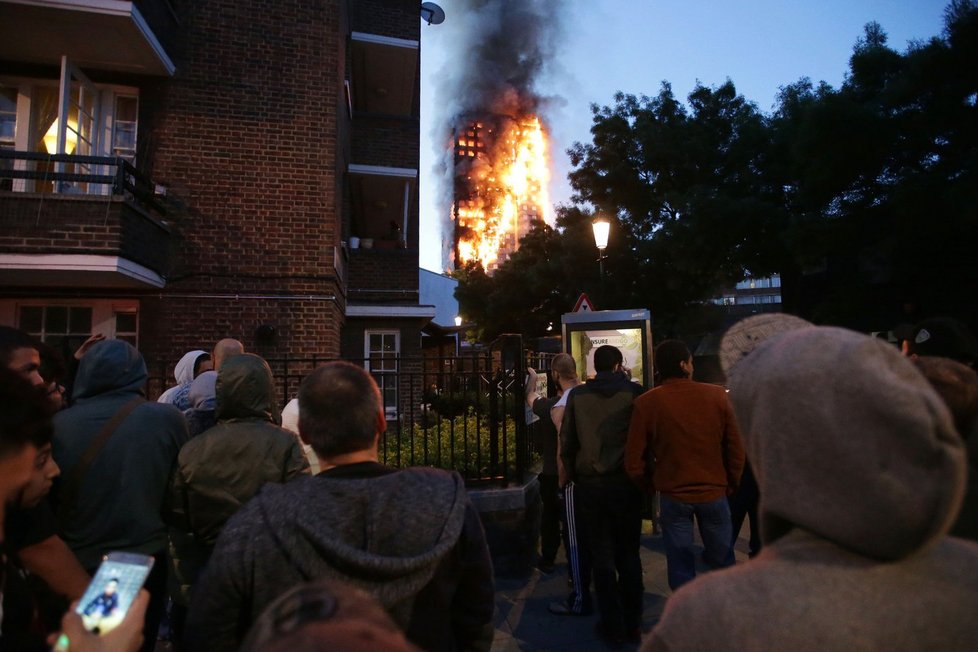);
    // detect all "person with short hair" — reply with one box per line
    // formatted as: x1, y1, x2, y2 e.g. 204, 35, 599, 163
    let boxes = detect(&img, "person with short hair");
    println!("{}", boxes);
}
1, 367, 149, 652
560, 345, 645, 647
1, 328, 91, 643
625, 339, 744, 590
186, 361, 494, 652
212, 338, 244, 371
240, 579, 421, 652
